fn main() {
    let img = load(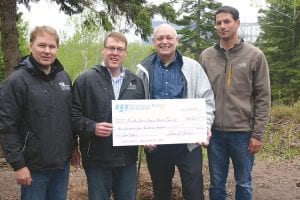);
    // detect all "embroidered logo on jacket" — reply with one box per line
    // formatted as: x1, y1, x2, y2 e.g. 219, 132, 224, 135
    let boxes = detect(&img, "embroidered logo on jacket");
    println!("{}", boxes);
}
127, 82, 137, 90
59, 82, 71, 90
